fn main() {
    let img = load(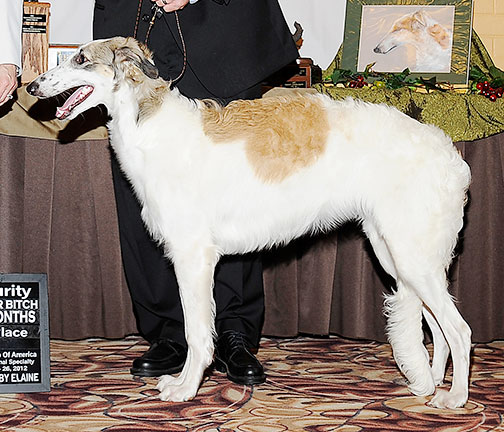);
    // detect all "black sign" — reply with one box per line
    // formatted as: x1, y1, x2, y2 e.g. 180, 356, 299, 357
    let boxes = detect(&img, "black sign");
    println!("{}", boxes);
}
23, 13, 47, 23
22, 24, 47, 34
0, 274, 50, 393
